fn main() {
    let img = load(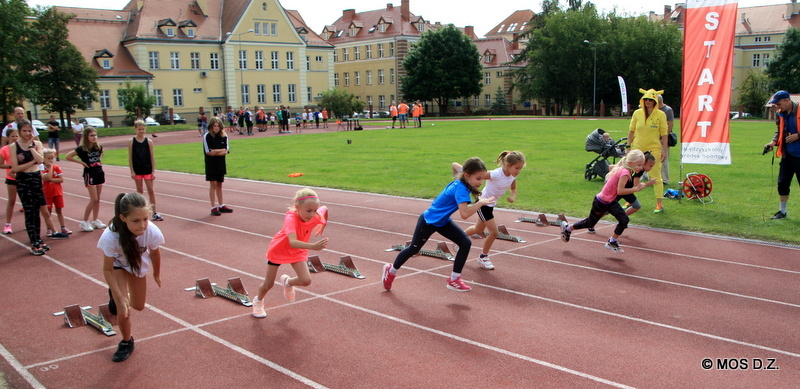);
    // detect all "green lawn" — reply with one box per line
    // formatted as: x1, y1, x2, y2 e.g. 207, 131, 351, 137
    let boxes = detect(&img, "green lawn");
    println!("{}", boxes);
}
101, 118, 799, 245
